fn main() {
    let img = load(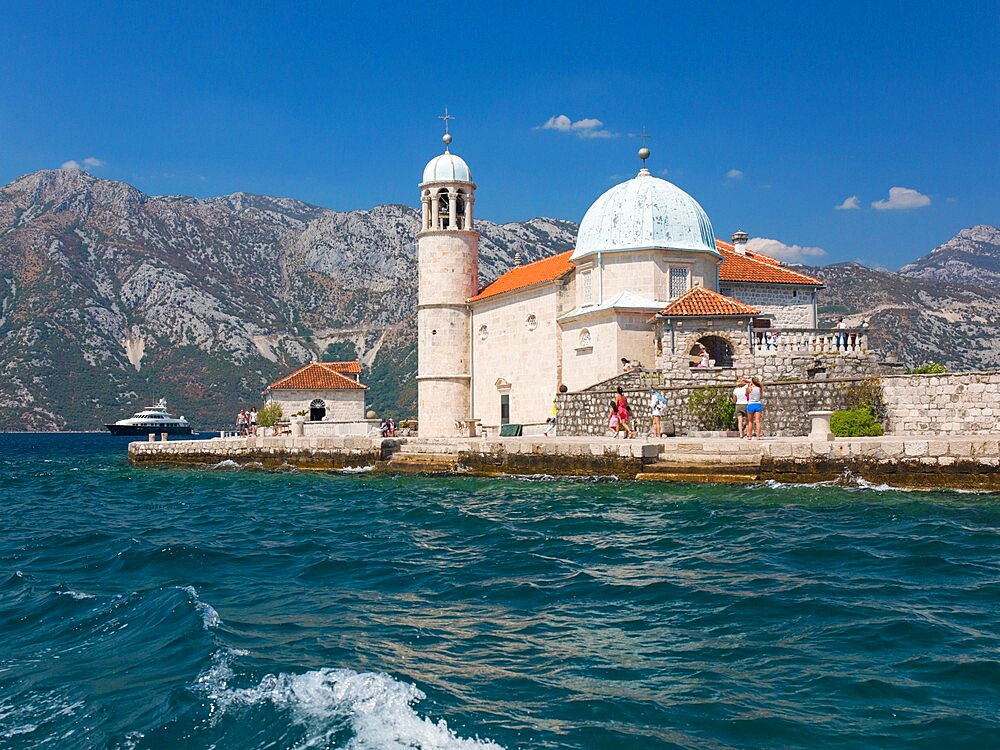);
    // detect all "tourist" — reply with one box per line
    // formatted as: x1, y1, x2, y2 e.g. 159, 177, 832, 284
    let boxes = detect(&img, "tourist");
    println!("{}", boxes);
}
746, 376, 764, 439
621, 357, 633, 373
380, 419, 390, 437
235, 409, 246, 436
615, 386, 635, 438
389, 418, 397, 437
649, 388, 667, 438
733, 378, 749, 438
249, 406, 258, 435
697, 344, 710, 368
836, 317, 848, 350
607, 399, 621, 437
